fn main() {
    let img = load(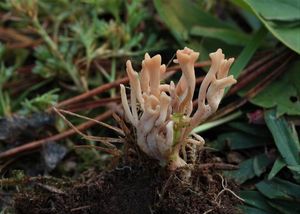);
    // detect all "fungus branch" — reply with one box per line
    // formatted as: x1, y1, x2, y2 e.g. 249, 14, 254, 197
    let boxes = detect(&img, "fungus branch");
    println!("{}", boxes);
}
120, 47, 236, 170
